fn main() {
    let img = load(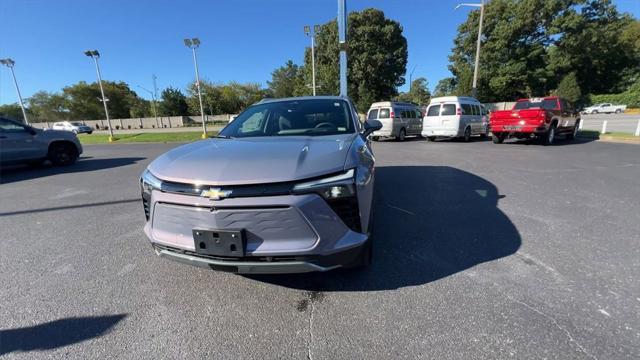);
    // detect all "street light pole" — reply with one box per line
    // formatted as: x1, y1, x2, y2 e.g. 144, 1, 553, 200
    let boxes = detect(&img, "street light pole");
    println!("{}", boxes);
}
184, 38, 207, 139
304, 25, 320, 96
84, 50, 113, 141
0, 58, 29, 125
338, 0, 348, 97
455, 0, 484, 98
137, 84, 159, 128
409, 64, 417, 93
